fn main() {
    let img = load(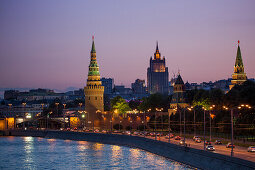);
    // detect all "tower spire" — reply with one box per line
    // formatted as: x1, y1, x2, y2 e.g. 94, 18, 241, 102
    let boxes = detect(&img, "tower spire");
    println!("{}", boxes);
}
229, 40, 247, 90
235, 40, 243, 67
156, 41, 159, 52
91, 36, 96, 53
154, 41, 161, 59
